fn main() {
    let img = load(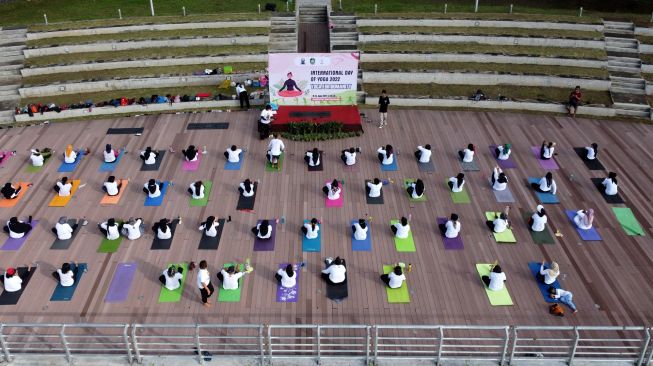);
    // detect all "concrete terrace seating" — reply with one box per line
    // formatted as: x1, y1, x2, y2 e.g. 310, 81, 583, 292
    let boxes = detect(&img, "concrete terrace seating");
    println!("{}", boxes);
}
359, 34, 604, 49
357, 19, 604, 32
